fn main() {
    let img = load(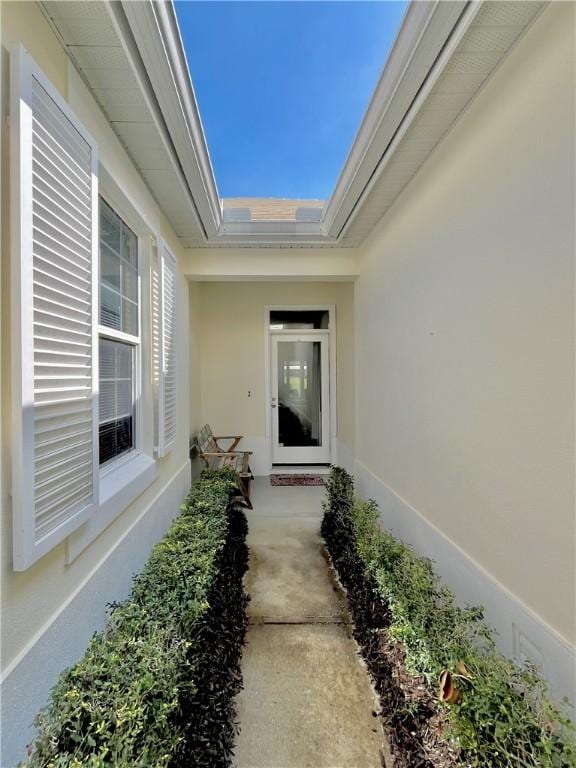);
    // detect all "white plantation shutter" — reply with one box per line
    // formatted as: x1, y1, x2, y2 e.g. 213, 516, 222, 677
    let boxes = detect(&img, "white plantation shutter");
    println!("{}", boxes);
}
156, 240, 177, 457
11, 46, 99, 570
151, 238, 161, 433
